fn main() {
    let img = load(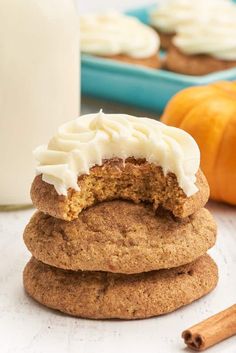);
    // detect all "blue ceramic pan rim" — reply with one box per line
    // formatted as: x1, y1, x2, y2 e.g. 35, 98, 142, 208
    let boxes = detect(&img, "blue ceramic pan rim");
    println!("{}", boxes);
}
82, 53, 236, 85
